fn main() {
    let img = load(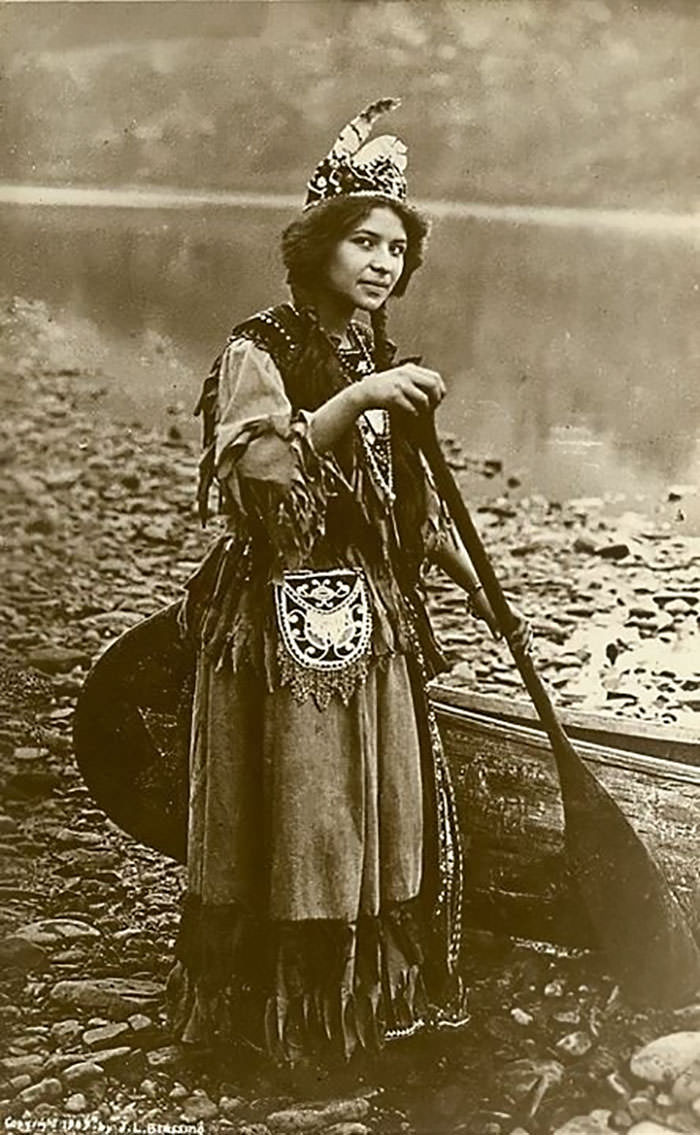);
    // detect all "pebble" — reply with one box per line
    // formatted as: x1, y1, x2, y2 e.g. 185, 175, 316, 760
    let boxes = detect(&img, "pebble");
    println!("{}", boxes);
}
597, 543, 631, 560
627, 1096, 654, 1121
49, 976, 163, 1019
219, 1096, 246, 1117
625, 1125, 687, 1134
6, 1074, 33, 1097
0, 1054, 45, 1078
146, 1044, 182, 1069
62, 1061, 105, 1087
89, 1045, 147, 1082
65, 1093, 88, 1113
27, 646, 88, 674
13, 918, 100, 946
324, 1125, 370, 1135
183, 1092, 218, 1121
557, 1031, 594, 1059
127, 1012, 154, 1032
545, 980, 566, 997
0, 936, 48, 970
83, 1021, 131, 1050
16, 1078, 63, 1106
630, 1032, 700, 1085
267, 1100, 371, 1133
511, 1007, 534, 1026
552, 1110, 612, 1134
